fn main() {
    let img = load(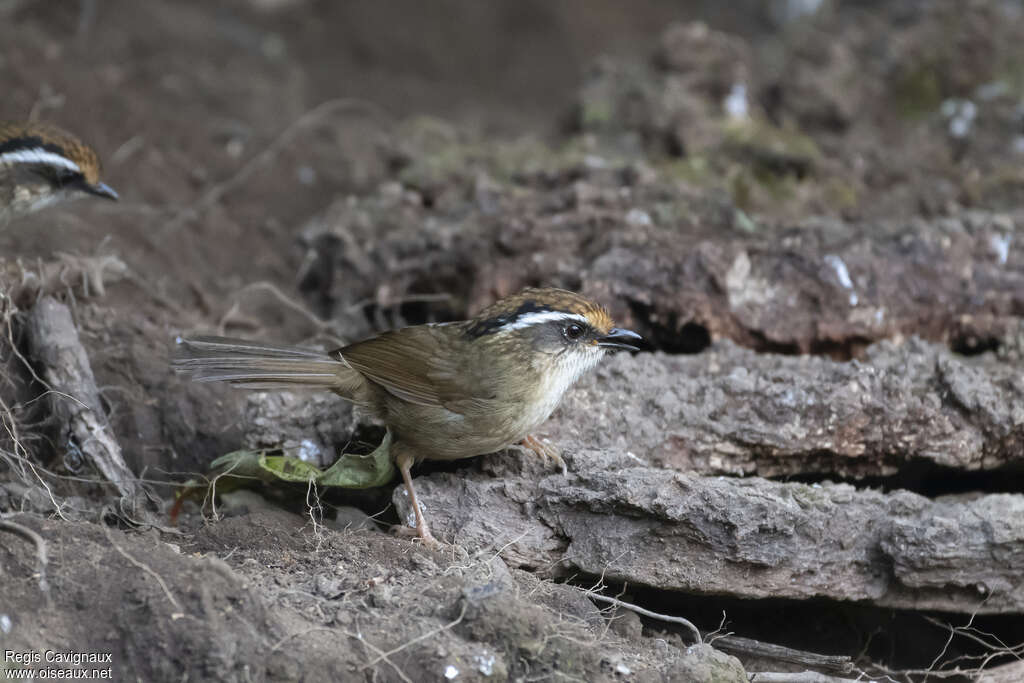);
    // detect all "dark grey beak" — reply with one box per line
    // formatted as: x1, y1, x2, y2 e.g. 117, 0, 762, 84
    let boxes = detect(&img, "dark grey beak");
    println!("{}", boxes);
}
597, 327, 643, 351
84, 182, 119, 201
